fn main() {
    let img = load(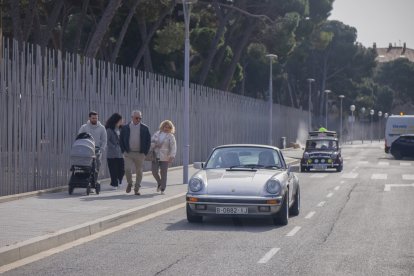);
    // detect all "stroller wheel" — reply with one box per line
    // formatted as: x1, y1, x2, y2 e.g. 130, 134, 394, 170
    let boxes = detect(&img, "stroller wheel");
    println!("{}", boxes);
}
68, 186, 74, 195
86, 186, 91, 196
95, 183, 100, 195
